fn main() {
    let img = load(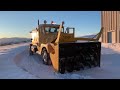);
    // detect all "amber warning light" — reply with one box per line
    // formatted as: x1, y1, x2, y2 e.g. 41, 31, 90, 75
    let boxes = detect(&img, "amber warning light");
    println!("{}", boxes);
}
51, 21, 56, 24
